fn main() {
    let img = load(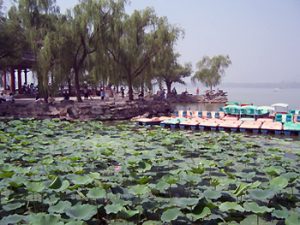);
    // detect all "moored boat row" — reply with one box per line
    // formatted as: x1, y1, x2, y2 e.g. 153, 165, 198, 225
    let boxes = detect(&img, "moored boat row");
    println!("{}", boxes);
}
133, 103, 300, 136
